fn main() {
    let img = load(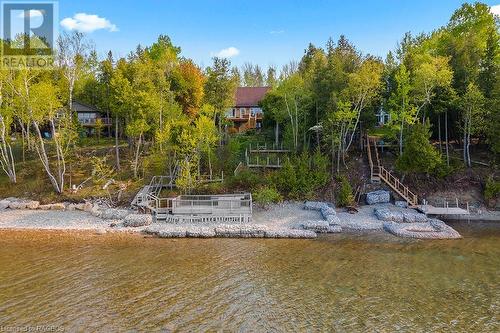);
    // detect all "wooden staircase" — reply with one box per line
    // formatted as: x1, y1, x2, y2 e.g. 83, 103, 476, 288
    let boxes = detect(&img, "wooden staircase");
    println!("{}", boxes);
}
366, 136, 418, 207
